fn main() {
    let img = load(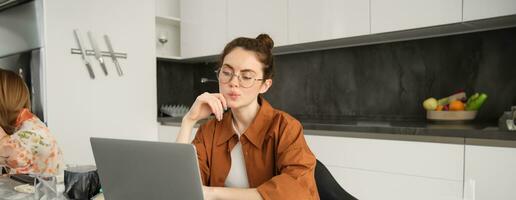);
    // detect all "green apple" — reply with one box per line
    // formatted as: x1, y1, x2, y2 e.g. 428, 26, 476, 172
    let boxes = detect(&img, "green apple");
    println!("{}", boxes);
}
423, 97, 438, 111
